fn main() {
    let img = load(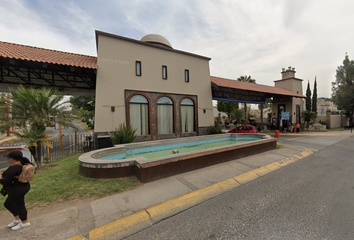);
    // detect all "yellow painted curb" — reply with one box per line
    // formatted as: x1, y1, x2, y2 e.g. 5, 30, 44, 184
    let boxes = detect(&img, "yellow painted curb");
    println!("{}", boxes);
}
252, 166, 271, 176
265, 162, 281, 172
68, 147, 314, 240
88, 210, 151, 240
277, 157, 295, 167
147, 183, 224, 223
217, 178, 240, 191
233, 171, 259, 184
66, 236, 87, 240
